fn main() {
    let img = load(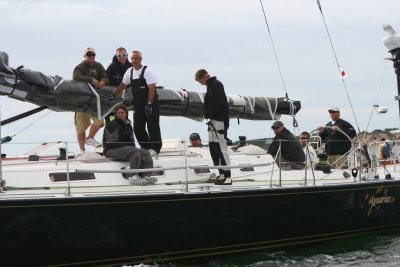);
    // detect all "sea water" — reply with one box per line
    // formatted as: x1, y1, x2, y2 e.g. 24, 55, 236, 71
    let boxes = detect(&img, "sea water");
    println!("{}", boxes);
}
149, 229, 400, 267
